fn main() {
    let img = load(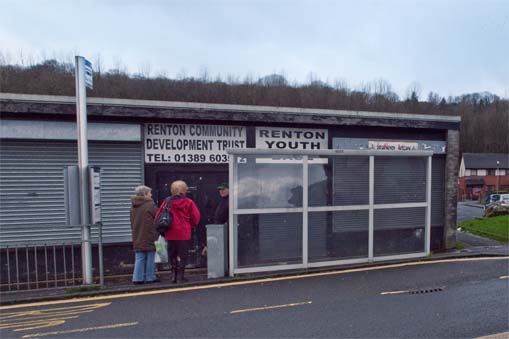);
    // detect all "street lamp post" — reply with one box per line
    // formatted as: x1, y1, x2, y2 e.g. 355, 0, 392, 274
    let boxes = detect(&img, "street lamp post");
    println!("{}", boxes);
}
496, 160, 500, 193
